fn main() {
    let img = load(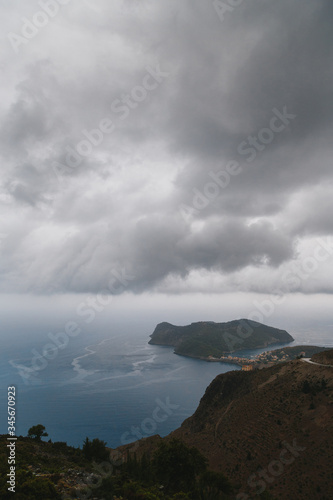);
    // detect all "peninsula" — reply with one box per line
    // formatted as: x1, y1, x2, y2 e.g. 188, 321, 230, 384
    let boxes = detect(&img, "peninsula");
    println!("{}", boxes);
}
148, 319, 294, 359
